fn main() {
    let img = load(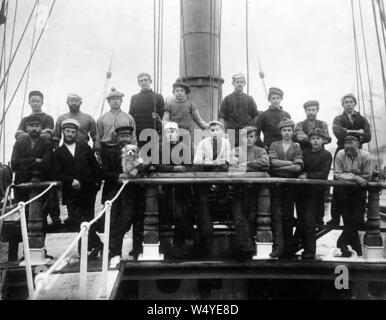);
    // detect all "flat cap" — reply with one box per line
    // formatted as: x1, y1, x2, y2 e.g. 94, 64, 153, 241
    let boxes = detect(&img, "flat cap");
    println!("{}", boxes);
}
243, 126, 258, 134
303, 100, 320, 109
62, 118, 80, 129
29, 90, 43, 100
172, 82, 191, 94
268, 87, 284, 99
209, 120, 224, 130
137, 72, 152, 80
164, 121, 179, 131
232, 73, 246, 81
106, 87, 124, 99
308, 128, 330, 141
343, 135, 359, 142
115, 126, 134, 135
25, 115, 42, 125
278, 117, 295, 129
341, 93, 357, 105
